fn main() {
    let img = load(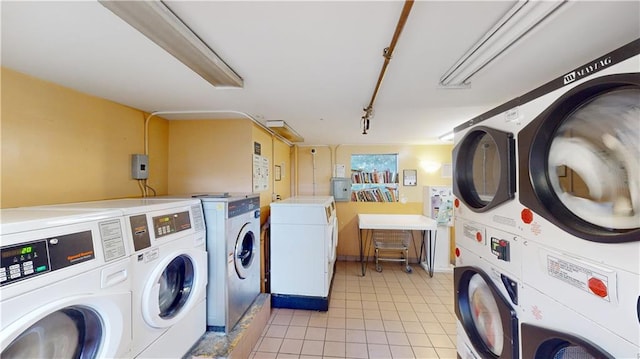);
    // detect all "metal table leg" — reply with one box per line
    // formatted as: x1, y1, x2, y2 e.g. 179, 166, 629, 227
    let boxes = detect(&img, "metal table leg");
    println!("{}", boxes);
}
359, 227, 365, 276
422, 229, 437, 277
